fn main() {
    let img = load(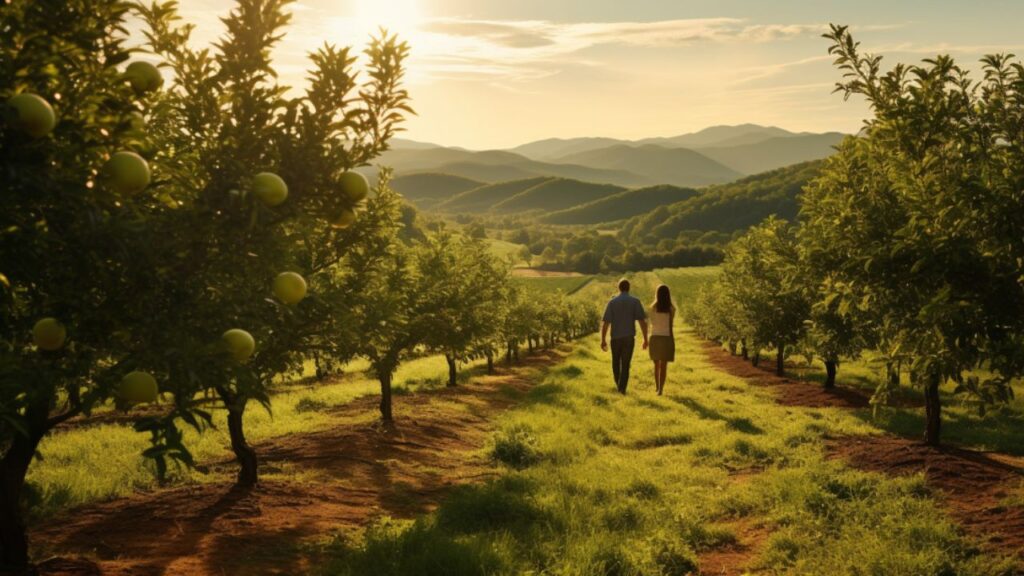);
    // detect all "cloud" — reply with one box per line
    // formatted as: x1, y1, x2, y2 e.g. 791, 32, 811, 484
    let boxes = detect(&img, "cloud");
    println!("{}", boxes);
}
408, 17, 838, 84
424, 17, 825, 52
